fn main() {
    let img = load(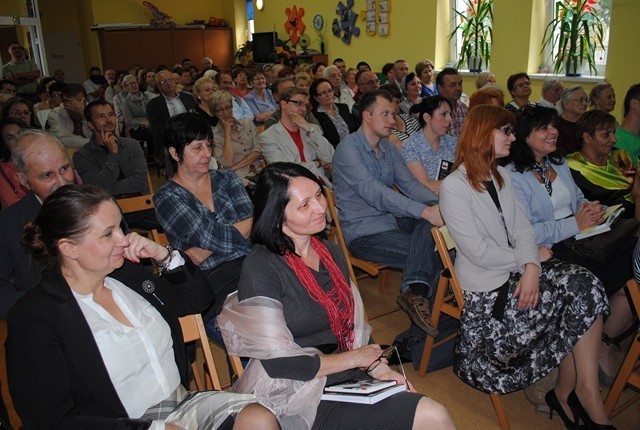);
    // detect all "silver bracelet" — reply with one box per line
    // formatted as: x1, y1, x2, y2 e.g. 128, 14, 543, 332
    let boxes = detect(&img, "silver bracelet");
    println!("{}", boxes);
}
156, 245, 174, 273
